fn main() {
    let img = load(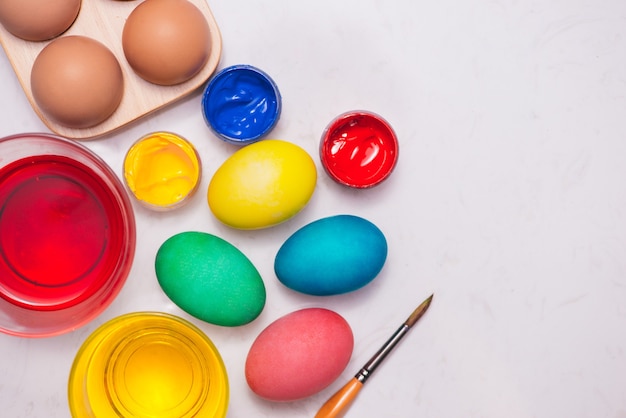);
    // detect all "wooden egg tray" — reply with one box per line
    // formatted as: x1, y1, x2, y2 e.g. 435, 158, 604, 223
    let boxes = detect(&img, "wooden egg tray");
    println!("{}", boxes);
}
0, 0, 222, 140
